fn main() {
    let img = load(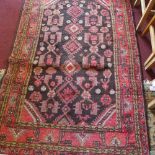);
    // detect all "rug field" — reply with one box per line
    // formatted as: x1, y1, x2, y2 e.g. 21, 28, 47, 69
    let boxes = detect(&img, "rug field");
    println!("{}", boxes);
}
0, 0, 149, 154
